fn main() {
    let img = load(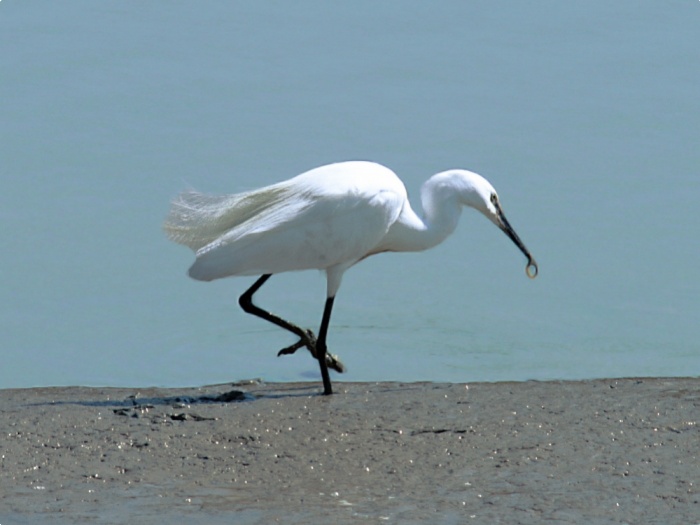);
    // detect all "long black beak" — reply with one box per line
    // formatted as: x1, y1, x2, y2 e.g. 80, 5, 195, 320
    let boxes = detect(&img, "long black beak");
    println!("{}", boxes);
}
496, 206, 538, 279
